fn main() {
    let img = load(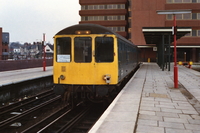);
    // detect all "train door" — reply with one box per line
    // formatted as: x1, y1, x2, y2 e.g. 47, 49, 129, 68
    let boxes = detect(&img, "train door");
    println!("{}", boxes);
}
117, 40, 122, 81
94, 36, 116, 84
